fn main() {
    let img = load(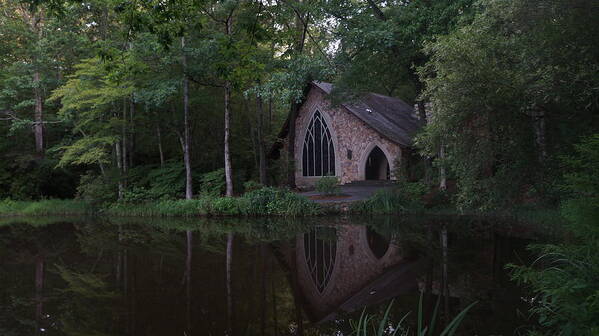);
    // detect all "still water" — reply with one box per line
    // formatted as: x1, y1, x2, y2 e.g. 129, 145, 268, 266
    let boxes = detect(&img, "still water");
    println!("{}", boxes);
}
0, 215, 535, 335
